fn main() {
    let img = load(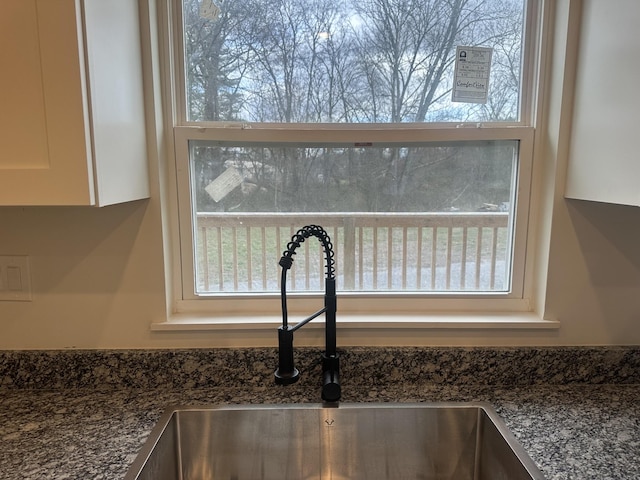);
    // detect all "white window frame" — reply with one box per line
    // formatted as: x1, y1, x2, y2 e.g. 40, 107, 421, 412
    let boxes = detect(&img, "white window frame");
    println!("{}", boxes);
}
163, 0, 545, 319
